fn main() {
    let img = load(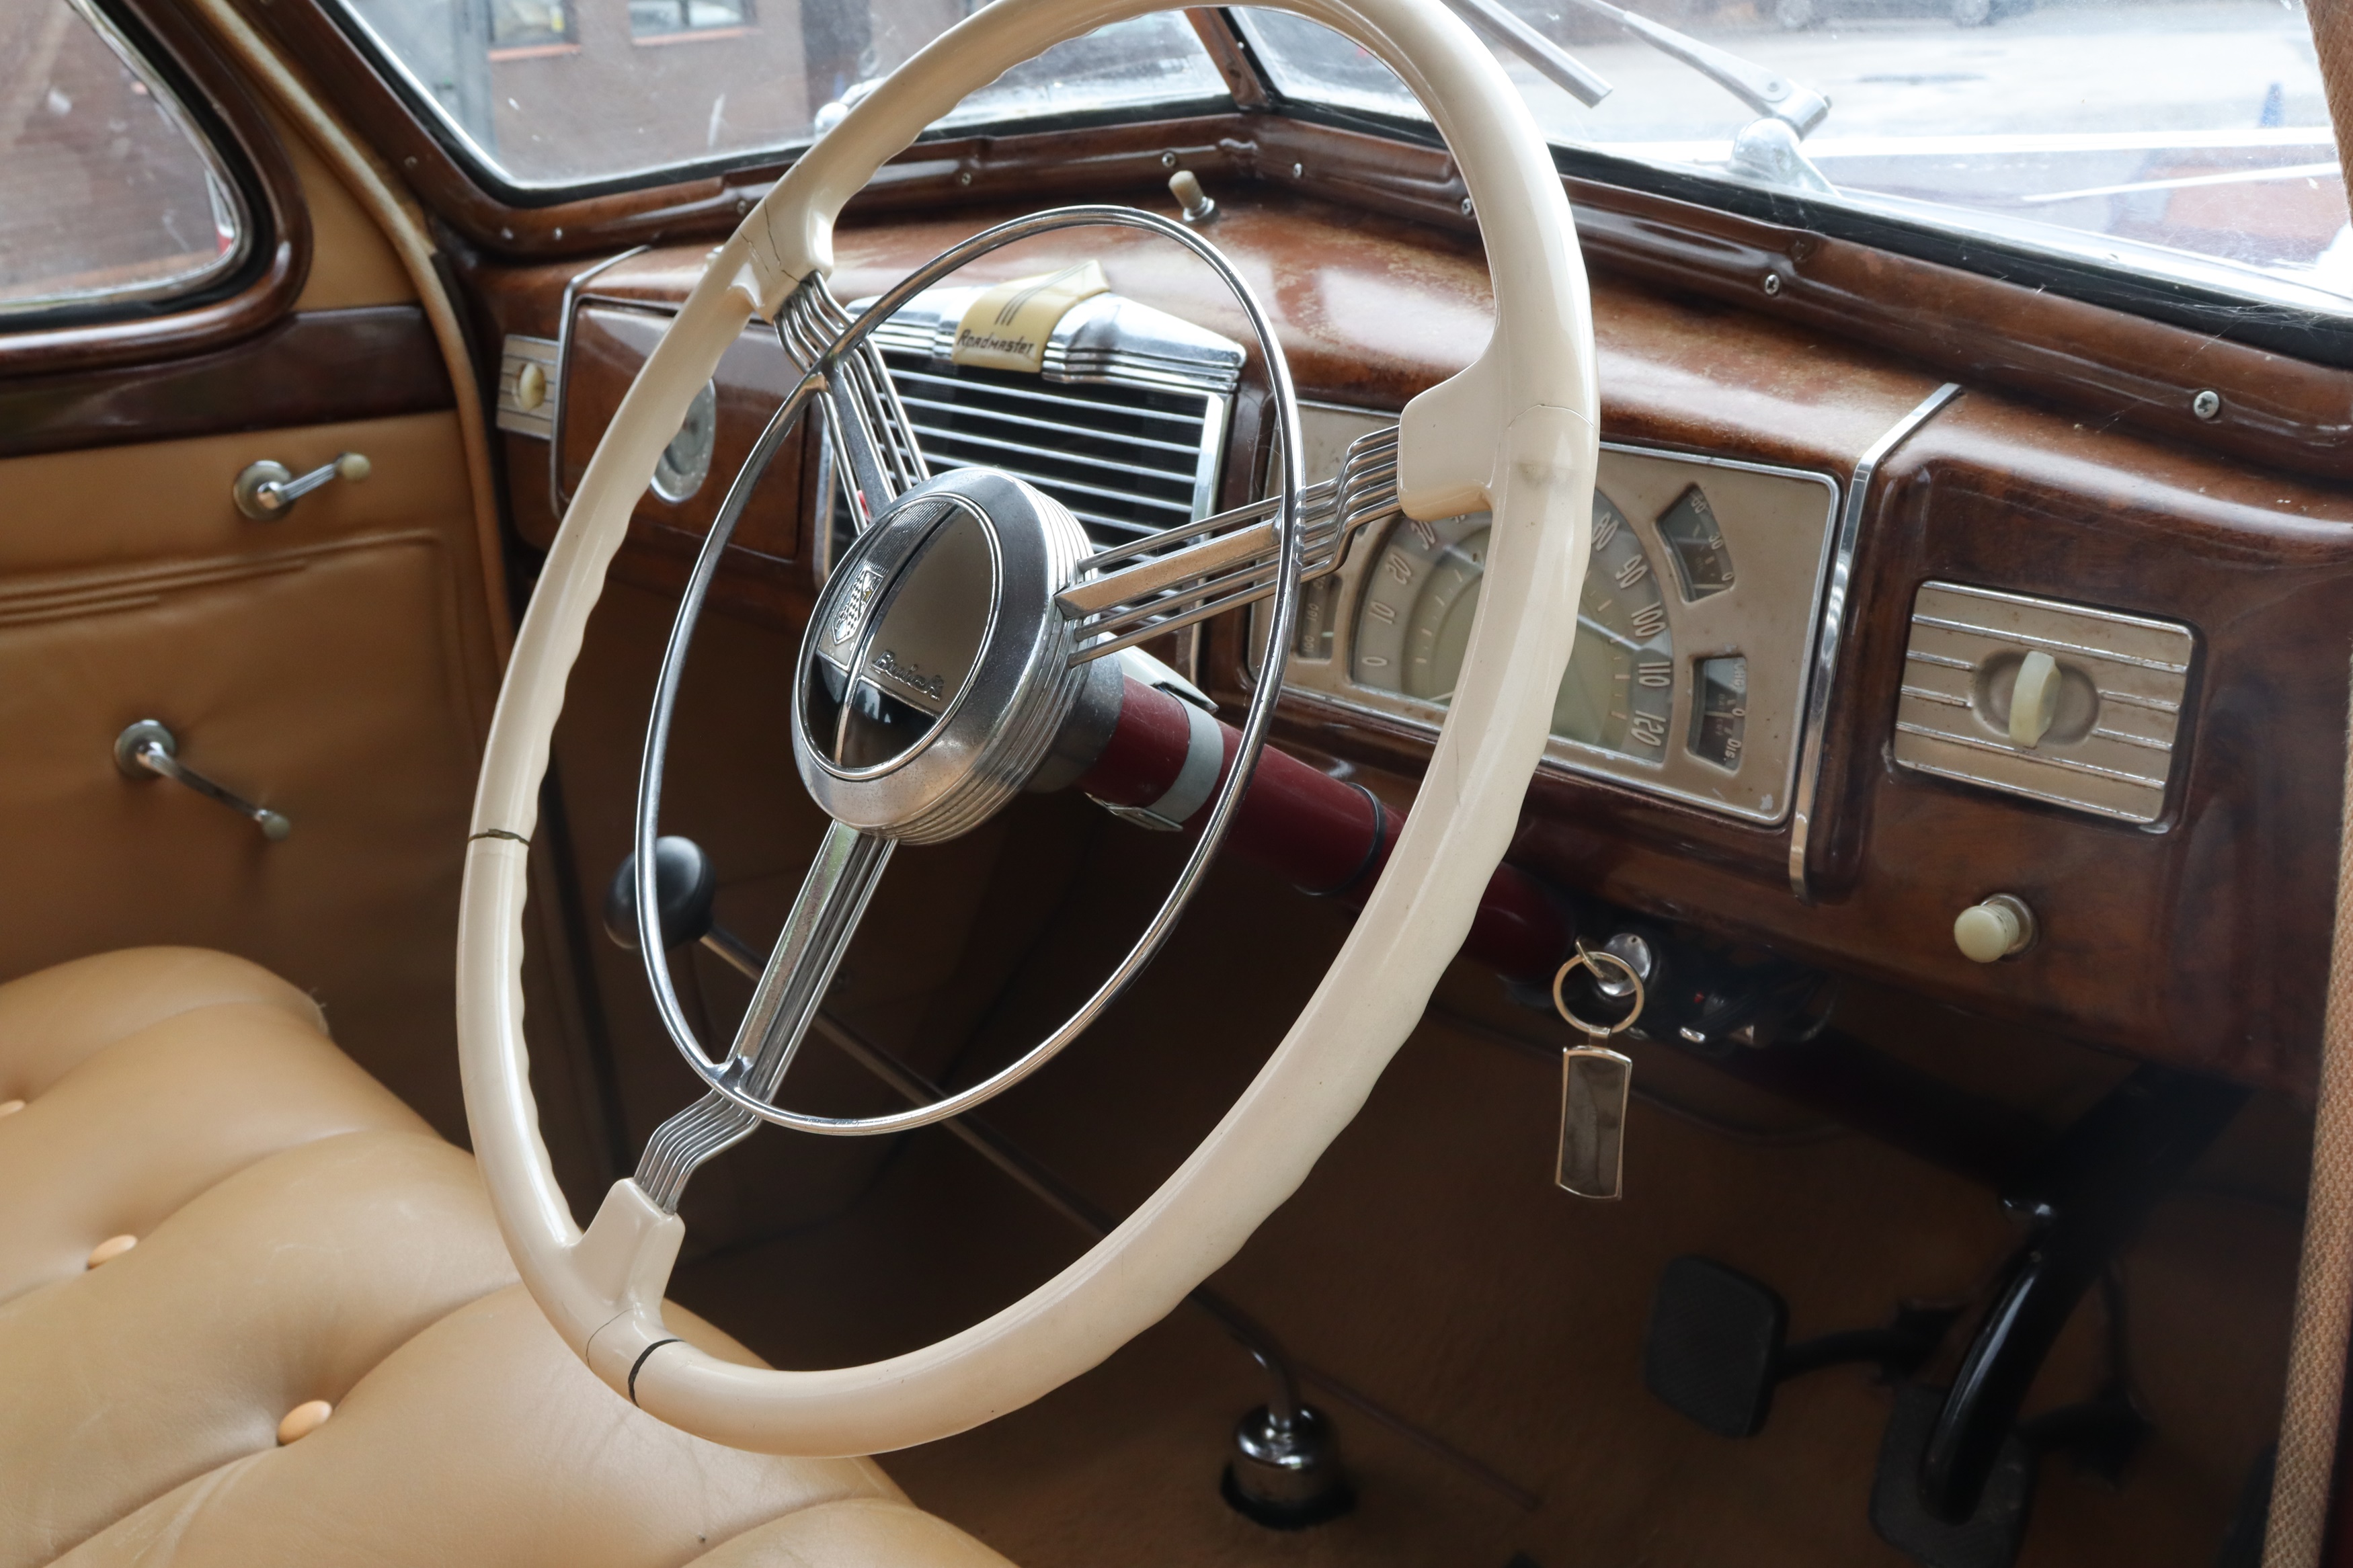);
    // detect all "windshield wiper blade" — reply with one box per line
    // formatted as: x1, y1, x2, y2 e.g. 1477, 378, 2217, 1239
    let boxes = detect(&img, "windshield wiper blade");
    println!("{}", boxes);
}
1559, 0, 1831, 135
